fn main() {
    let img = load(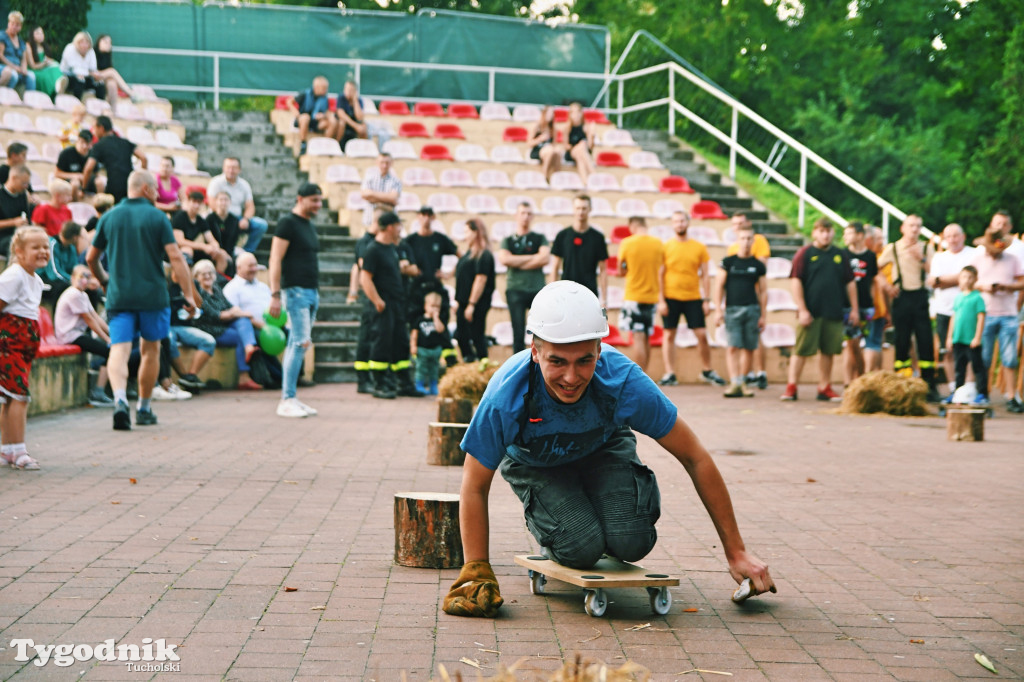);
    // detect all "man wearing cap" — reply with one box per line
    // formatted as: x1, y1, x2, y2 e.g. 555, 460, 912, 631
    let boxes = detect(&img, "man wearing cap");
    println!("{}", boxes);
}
268, 182, 323, 418
442, 280, 775, 618
401, 206, 458, 324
